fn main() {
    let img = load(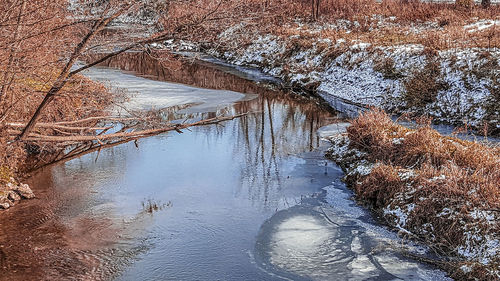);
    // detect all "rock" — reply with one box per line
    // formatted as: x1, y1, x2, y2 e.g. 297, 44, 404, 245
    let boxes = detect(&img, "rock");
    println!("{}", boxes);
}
7, 182, 35, 199
0, 192, 10, 209
8, 191, 21, 202
15, 184, 35, 199
0, 182, 35, 210
6, 182, 15, 190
